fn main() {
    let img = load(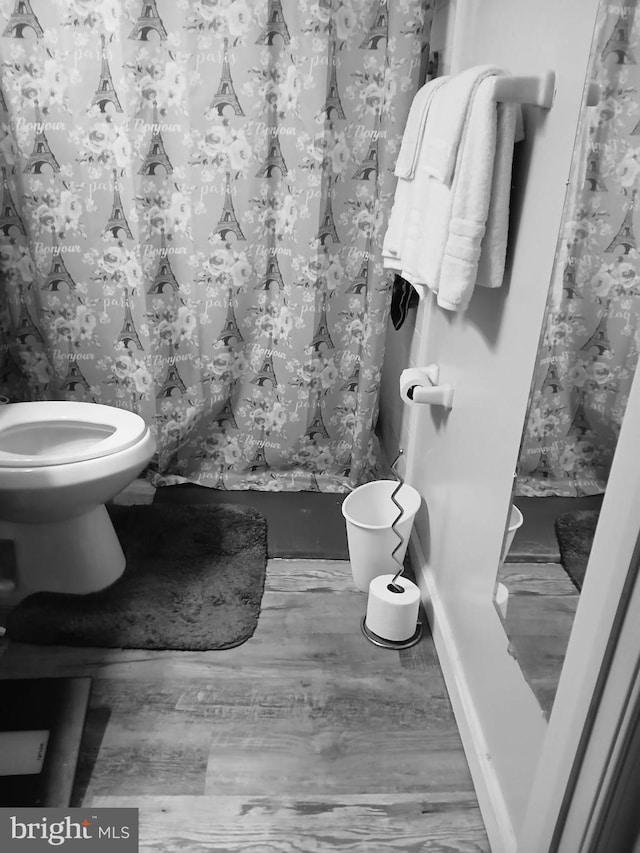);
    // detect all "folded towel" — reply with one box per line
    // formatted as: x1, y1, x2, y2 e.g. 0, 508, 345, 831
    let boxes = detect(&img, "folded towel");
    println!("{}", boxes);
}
436, 77, 497, 310
384, 67, 504, 290
383, 77, 447, 268
437, 78, 518, 310
383, 66, 521, 312
382, 169, 412, 269
419, 64, 502, 186
394, 76, 449, 179
400, 176, 451, 293
476, 99, 519, 290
